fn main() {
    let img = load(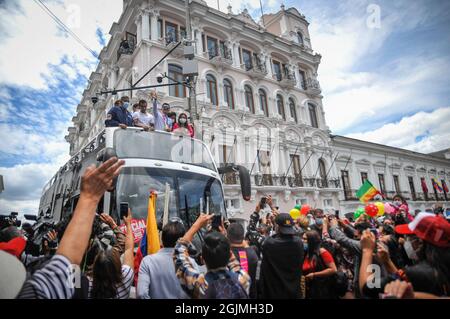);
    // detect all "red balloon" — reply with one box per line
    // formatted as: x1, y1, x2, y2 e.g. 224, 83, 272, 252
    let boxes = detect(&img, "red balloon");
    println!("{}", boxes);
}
365, 204, 379, 218
301, 205, 311, 215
